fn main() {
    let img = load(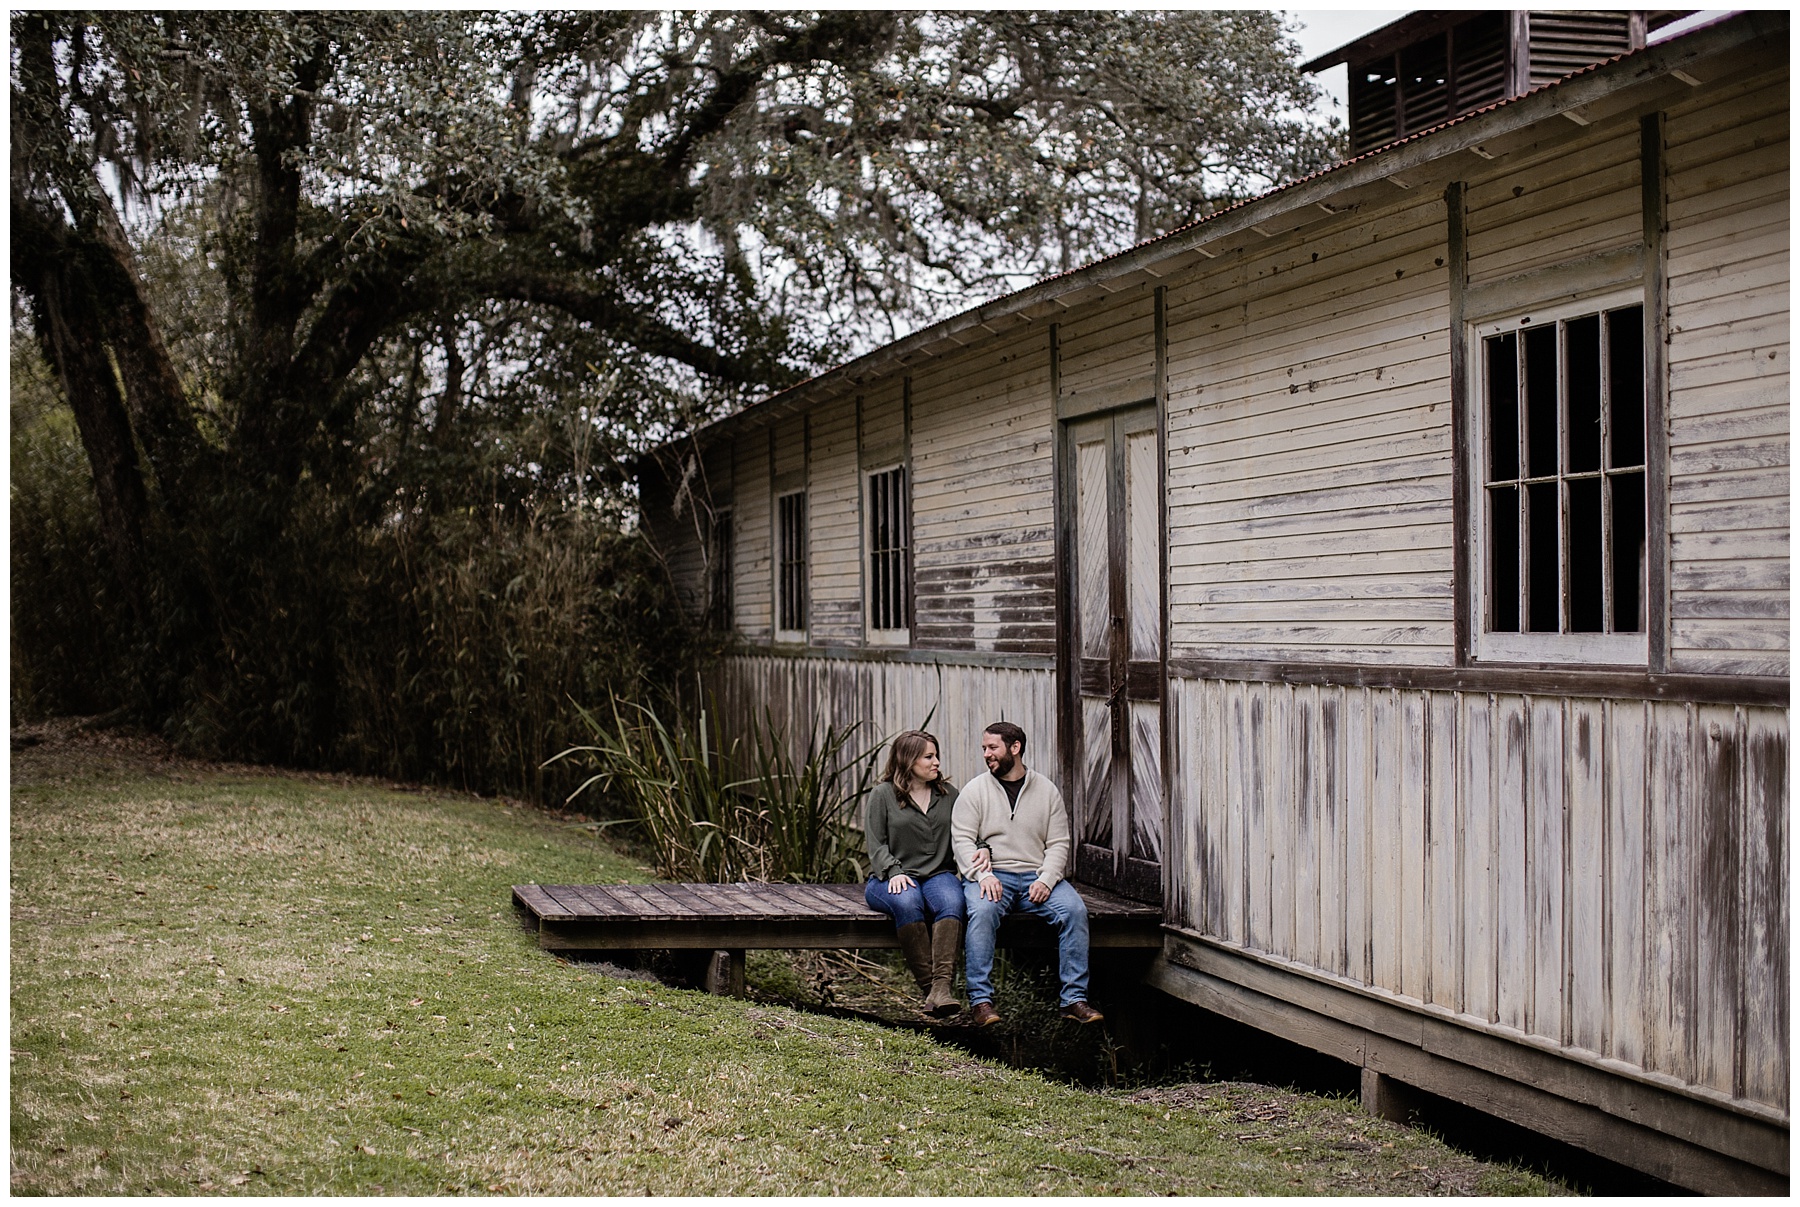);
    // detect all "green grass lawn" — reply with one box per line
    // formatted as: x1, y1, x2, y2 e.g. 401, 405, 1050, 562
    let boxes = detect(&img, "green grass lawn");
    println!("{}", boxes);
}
10, 727, 1563, 1195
